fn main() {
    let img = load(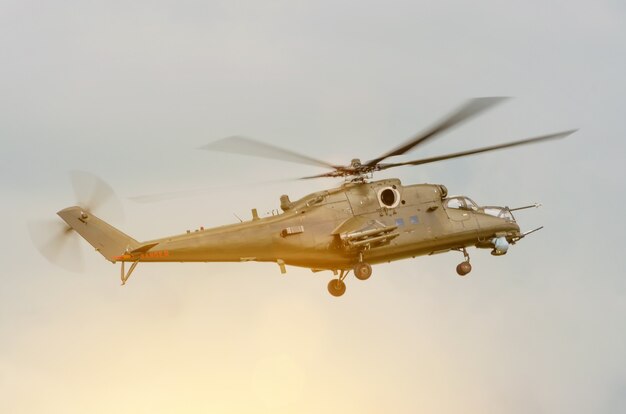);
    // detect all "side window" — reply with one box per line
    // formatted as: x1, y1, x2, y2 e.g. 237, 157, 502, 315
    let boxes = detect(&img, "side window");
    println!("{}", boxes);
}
446, 198, 463, 209
483, 207, 501, 217
463, 198, 478, 211
446, 197, 478, 210
500, 210, 514, 221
